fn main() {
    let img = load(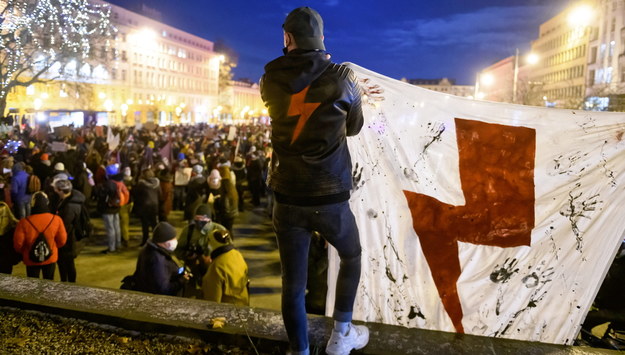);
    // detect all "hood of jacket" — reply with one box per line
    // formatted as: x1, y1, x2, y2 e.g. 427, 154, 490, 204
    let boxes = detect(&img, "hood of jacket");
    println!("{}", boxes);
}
263, 49, 331, 94
139, 177, 160, 189
67, 189, 86, 205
